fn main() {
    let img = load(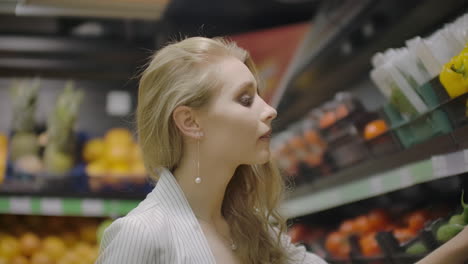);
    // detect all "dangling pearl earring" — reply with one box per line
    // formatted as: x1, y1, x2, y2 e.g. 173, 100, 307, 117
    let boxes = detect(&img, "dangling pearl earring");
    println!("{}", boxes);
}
195, 131, 203, 184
